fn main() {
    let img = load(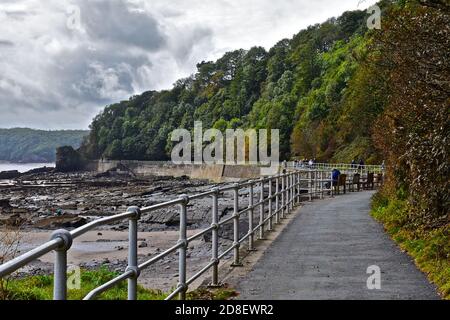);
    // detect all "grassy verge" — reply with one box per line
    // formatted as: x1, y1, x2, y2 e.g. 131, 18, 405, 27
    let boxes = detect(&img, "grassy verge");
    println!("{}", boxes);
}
371, 193, 450, 300
0, 267, 238, 300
